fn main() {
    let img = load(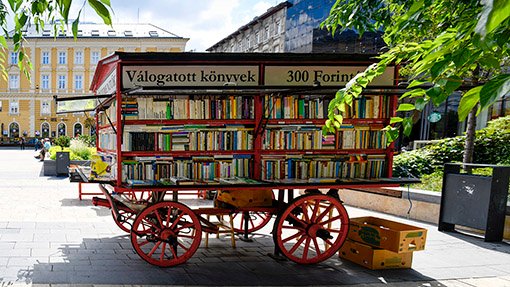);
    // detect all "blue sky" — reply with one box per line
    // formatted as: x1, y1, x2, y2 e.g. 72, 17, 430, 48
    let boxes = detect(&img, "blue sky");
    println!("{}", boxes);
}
74, 0, 277, 52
